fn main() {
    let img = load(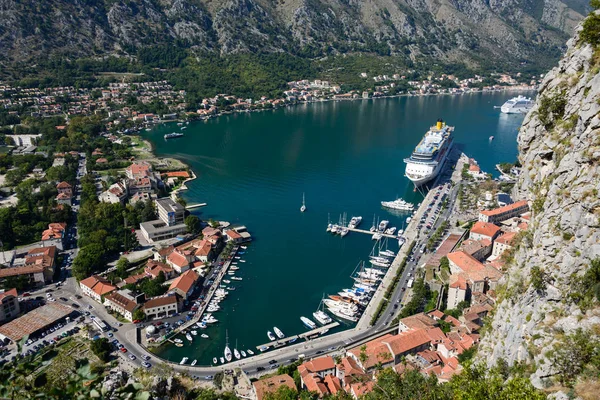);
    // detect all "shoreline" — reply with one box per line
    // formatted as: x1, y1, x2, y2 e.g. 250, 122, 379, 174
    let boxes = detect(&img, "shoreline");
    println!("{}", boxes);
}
137, 86, 535, 196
